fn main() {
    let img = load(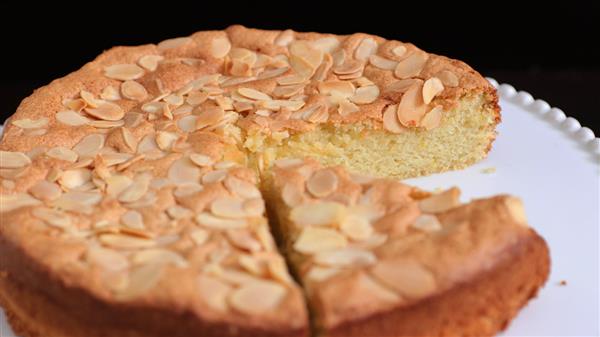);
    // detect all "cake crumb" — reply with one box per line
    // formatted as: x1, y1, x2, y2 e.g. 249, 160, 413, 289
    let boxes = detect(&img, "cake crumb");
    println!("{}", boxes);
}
481, 167, 496, 174
558, 280, 567, 286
